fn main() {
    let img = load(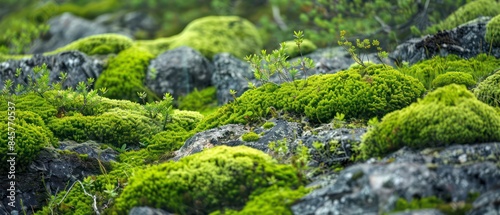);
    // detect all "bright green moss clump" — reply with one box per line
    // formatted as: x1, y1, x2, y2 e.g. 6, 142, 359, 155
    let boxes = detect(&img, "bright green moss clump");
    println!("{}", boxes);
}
242, 131, 260, 142
177, 87, 218, 115
399, 54, 500, 90
486, 14, 500, 46
474, 69, 500, 107
46, 34, 133, 55
283, 39, 317, 58
94, 46, 155, 102
426, 0, 500, 33
0, 93, 57, 123
169, 16, 263, 59
198, 64, 425, 130
114, 145, 304, 214
360, 84, 500, 159
431, 72, 476, 89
